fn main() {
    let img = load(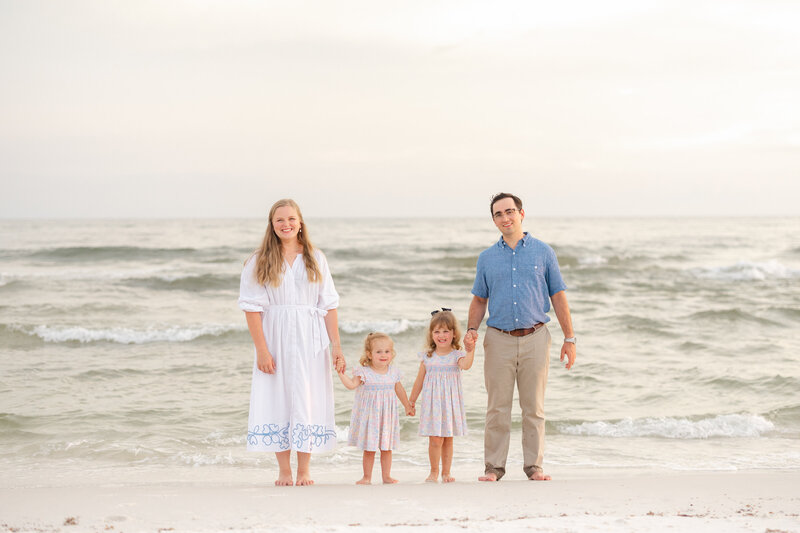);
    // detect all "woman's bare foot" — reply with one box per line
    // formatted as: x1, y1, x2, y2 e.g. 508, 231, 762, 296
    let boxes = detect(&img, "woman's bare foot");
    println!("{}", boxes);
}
441, 474, 455, 483
382, 476, 399, 484
478, 472, 498, 482
355, 477, 371, 485
425, 471, 439, 483
528, 471, 552, 481
295, 472, 314, 486
275, 472, 294, 486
